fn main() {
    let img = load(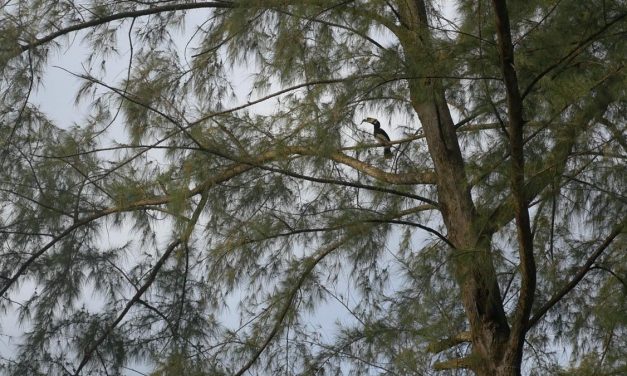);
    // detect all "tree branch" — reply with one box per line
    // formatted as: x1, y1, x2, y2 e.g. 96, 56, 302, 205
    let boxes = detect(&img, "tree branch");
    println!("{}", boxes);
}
527, 220, 625, 329
63, 69, 437, 186
0, 156, 257, 298
253, 163, 437, 204
1, 137, 434, 300
433, 356, 475, 370
521, 12, 627, 99
216, 205, 434, 251
16, 2, 235, 54
286, 146, 435, 185
427, 331, 471, 354
590, 265, 627, 290
73, 239, 182, 375
72, 191, 209, 375
492, 0, 536, 347
233, 236, 349, 376
370, 219, 453, 248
